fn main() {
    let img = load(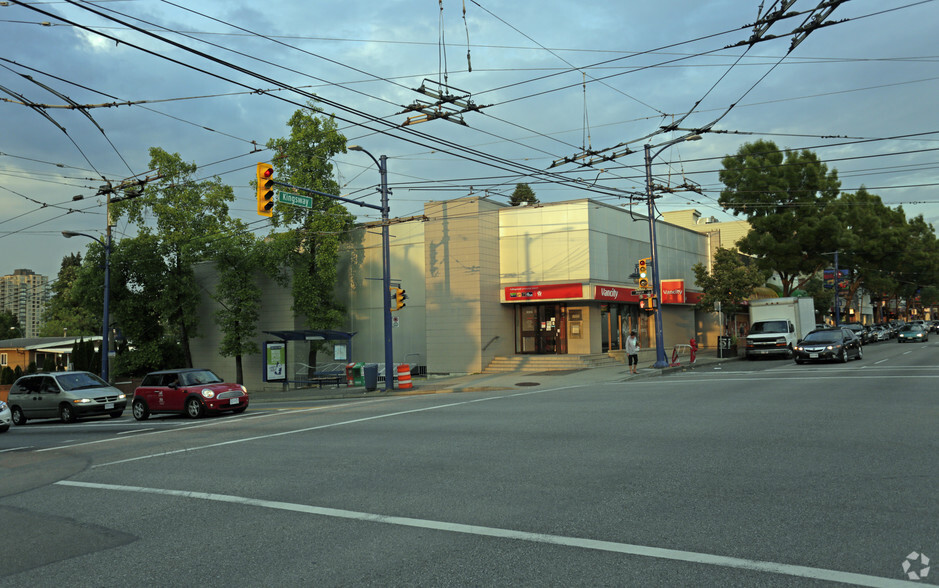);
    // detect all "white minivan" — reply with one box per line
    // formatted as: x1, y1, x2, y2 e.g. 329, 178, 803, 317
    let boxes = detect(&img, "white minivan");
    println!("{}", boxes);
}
8, 371, 126, 425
